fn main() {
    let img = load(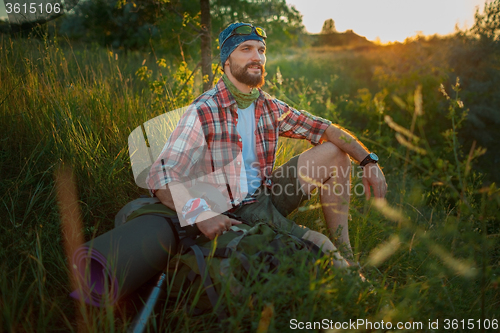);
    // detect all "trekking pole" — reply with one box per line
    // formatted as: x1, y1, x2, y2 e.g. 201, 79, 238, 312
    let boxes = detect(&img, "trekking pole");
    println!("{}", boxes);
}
127, 272, 167, 333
